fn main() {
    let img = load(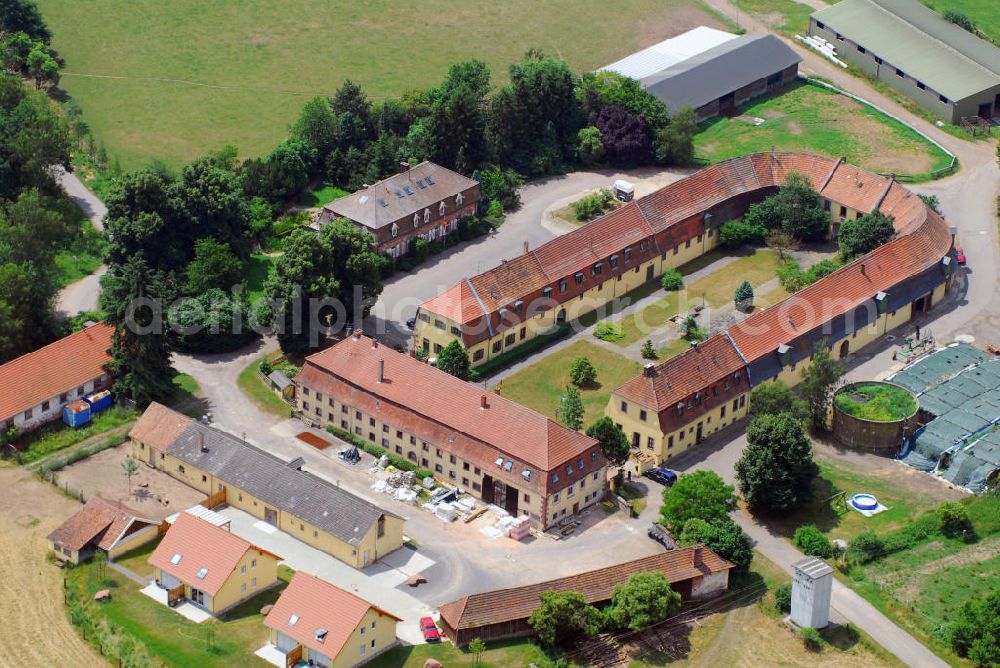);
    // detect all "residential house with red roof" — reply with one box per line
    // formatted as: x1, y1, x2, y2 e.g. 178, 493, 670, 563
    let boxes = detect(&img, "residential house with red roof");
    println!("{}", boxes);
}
294, 333, 608, 528
320, 161, 480, 259
0, 323, 113, 435
47, 496, 158, 565
148, 512, 281, 615
262, 571, 400, 668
